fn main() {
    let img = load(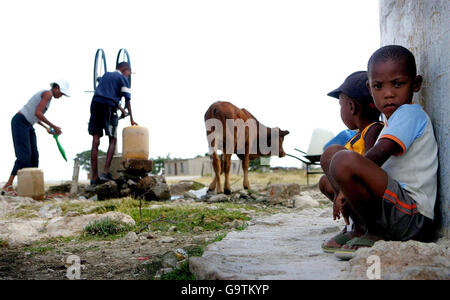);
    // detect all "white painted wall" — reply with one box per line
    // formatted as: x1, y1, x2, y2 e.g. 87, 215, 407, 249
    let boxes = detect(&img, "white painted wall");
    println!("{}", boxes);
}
379, 0, 450, 237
